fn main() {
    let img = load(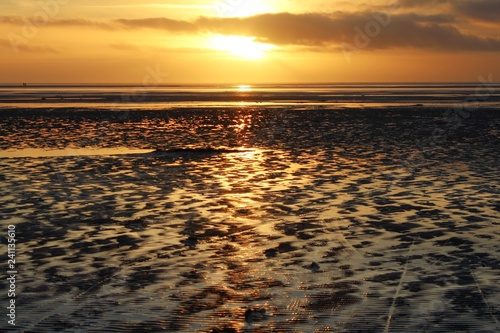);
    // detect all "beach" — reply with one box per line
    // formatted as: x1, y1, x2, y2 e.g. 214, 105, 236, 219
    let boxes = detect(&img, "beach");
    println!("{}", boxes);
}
0, 87, 499, 332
